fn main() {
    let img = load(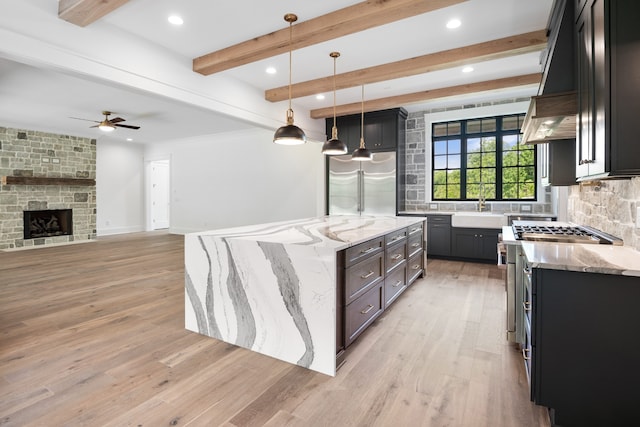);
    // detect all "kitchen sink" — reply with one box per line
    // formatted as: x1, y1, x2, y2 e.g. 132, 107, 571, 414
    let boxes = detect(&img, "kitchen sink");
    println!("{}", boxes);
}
451, 212, 508, 228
